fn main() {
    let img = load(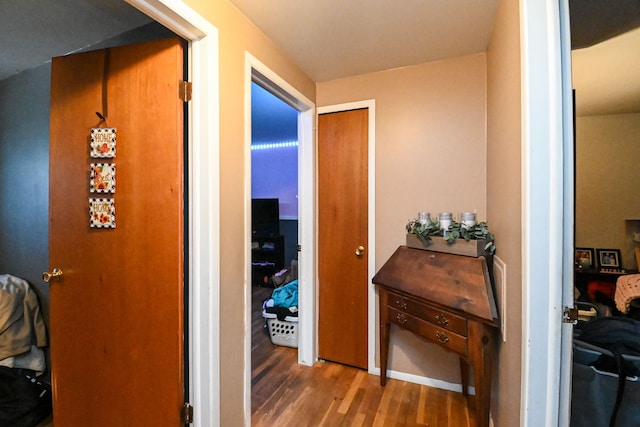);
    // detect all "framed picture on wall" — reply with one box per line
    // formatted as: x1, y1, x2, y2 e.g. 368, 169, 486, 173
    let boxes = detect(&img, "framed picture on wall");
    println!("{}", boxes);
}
596, 248, 622, 269
575, 247, 595, 269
